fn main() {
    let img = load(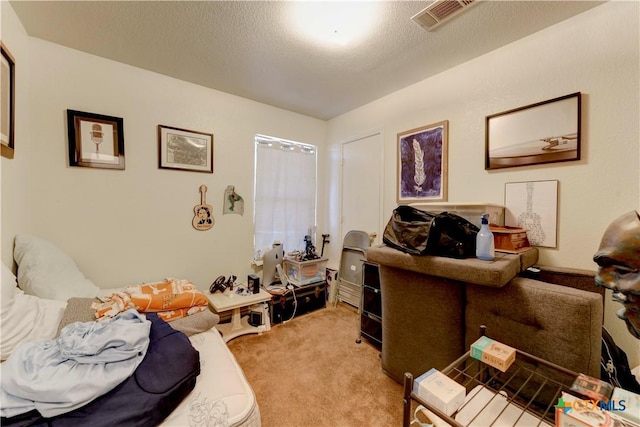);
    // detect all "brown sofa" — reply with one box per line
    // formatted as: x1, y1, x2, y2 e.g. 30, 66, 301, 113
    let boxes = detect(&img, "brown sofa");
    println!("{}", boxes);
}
366, 245, 603, 383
